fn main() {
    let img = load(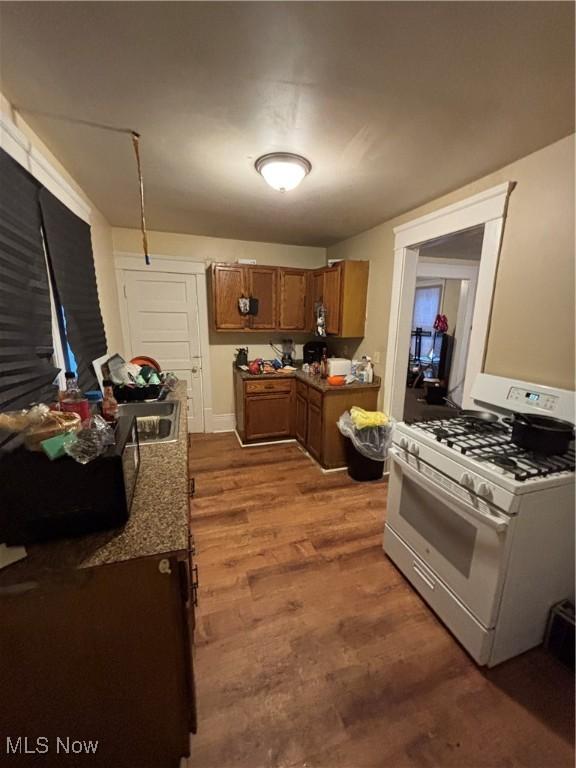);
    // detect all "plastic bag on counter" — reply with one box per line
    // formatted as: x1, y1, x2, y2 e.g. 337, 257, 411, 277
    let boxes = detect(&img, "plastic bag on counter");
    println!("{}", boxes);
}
63, 415, 115, 464
158, 372, 179, 400
337, 410, 395, 461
